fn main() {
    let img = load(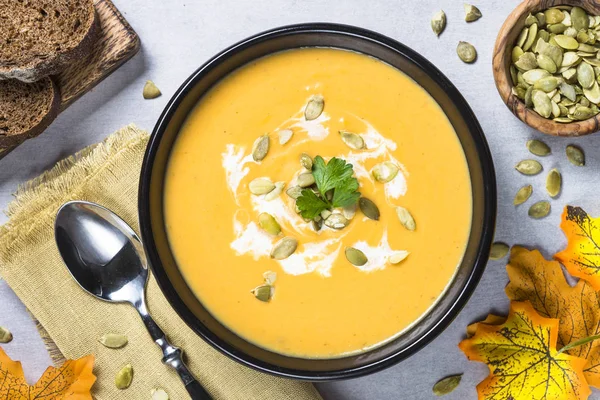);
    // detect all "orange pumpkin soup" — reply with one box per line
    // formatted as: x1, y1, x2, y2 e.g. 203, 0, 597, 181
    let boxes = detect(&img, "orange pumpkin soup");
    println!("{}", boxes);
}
164, 48, 472, 358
